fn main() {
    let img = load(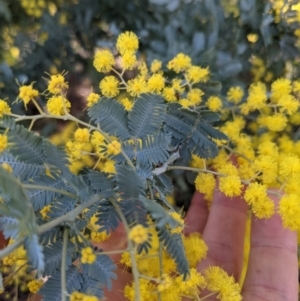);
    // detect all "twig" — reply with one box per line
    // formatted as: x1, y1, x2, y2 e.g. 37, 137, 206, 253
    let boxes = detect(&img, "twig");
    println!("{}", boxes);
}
61, 228, 69, 301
